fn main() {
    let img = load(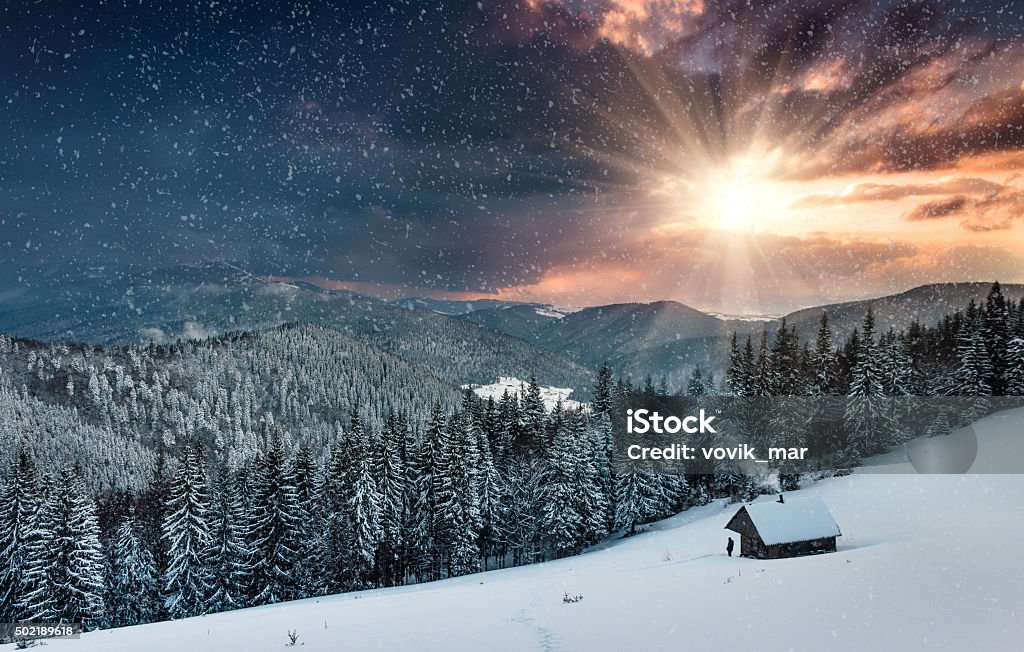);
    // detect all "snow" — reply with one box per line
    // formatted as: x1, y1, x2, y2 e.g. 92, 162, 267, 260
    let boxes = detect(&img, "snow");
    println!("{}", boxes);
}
17, 409, 1024, 651
533, 307, 566, 319
734, 496, 841, 545
462, 376, 583, 412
